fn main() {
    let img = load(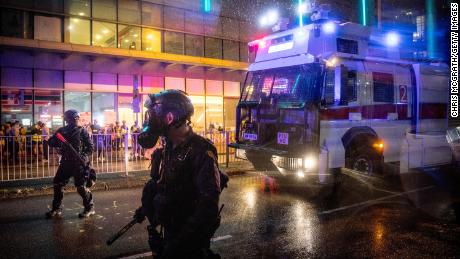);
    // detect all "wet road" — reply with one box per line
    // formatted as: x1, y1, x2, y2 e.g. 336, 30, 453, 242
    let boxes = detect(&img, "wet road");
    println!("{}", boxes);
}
0, 169, 459, 258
